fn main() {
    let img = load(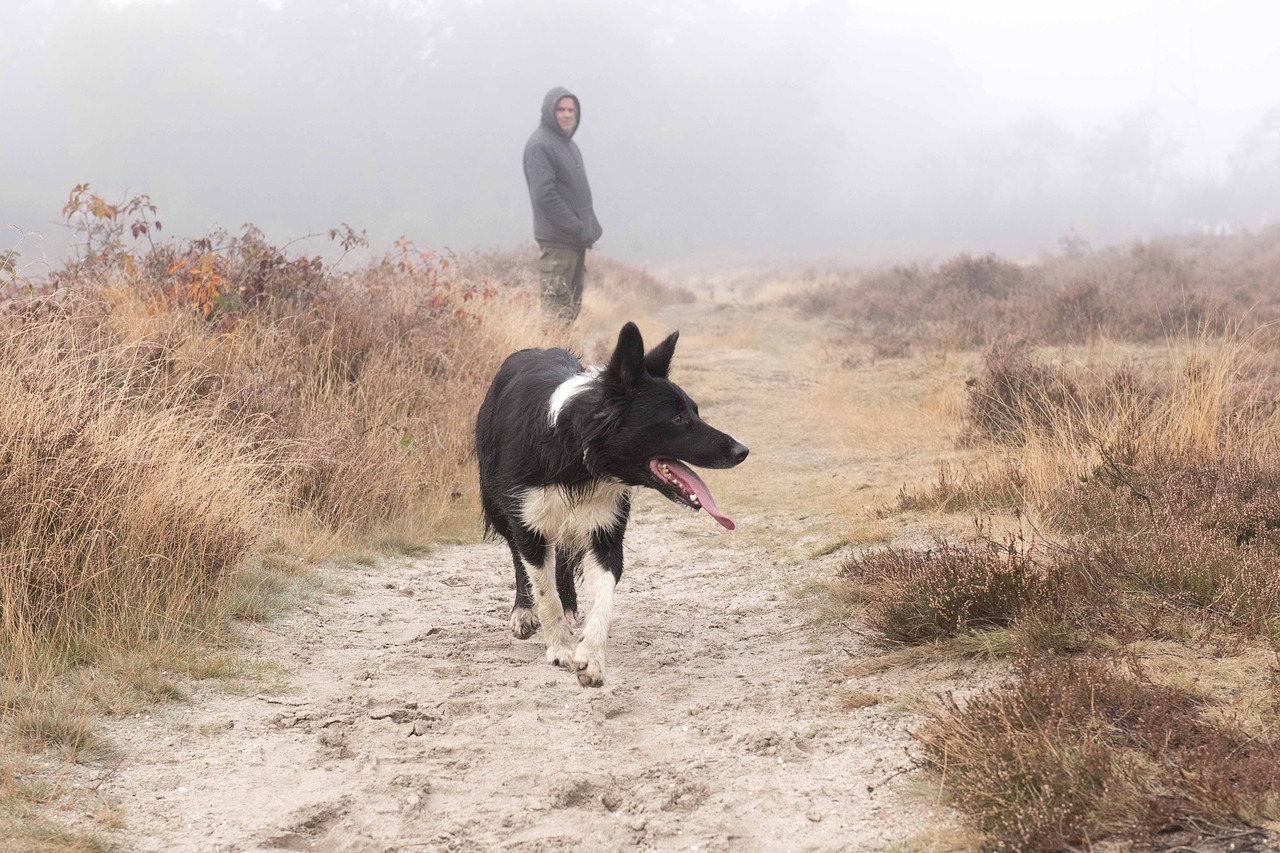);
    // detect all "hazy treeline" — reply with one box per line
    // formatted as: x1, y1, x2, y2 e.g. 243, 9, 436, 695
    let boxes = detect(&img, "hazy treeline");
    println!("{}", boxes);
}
4, 0, 1279, 264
